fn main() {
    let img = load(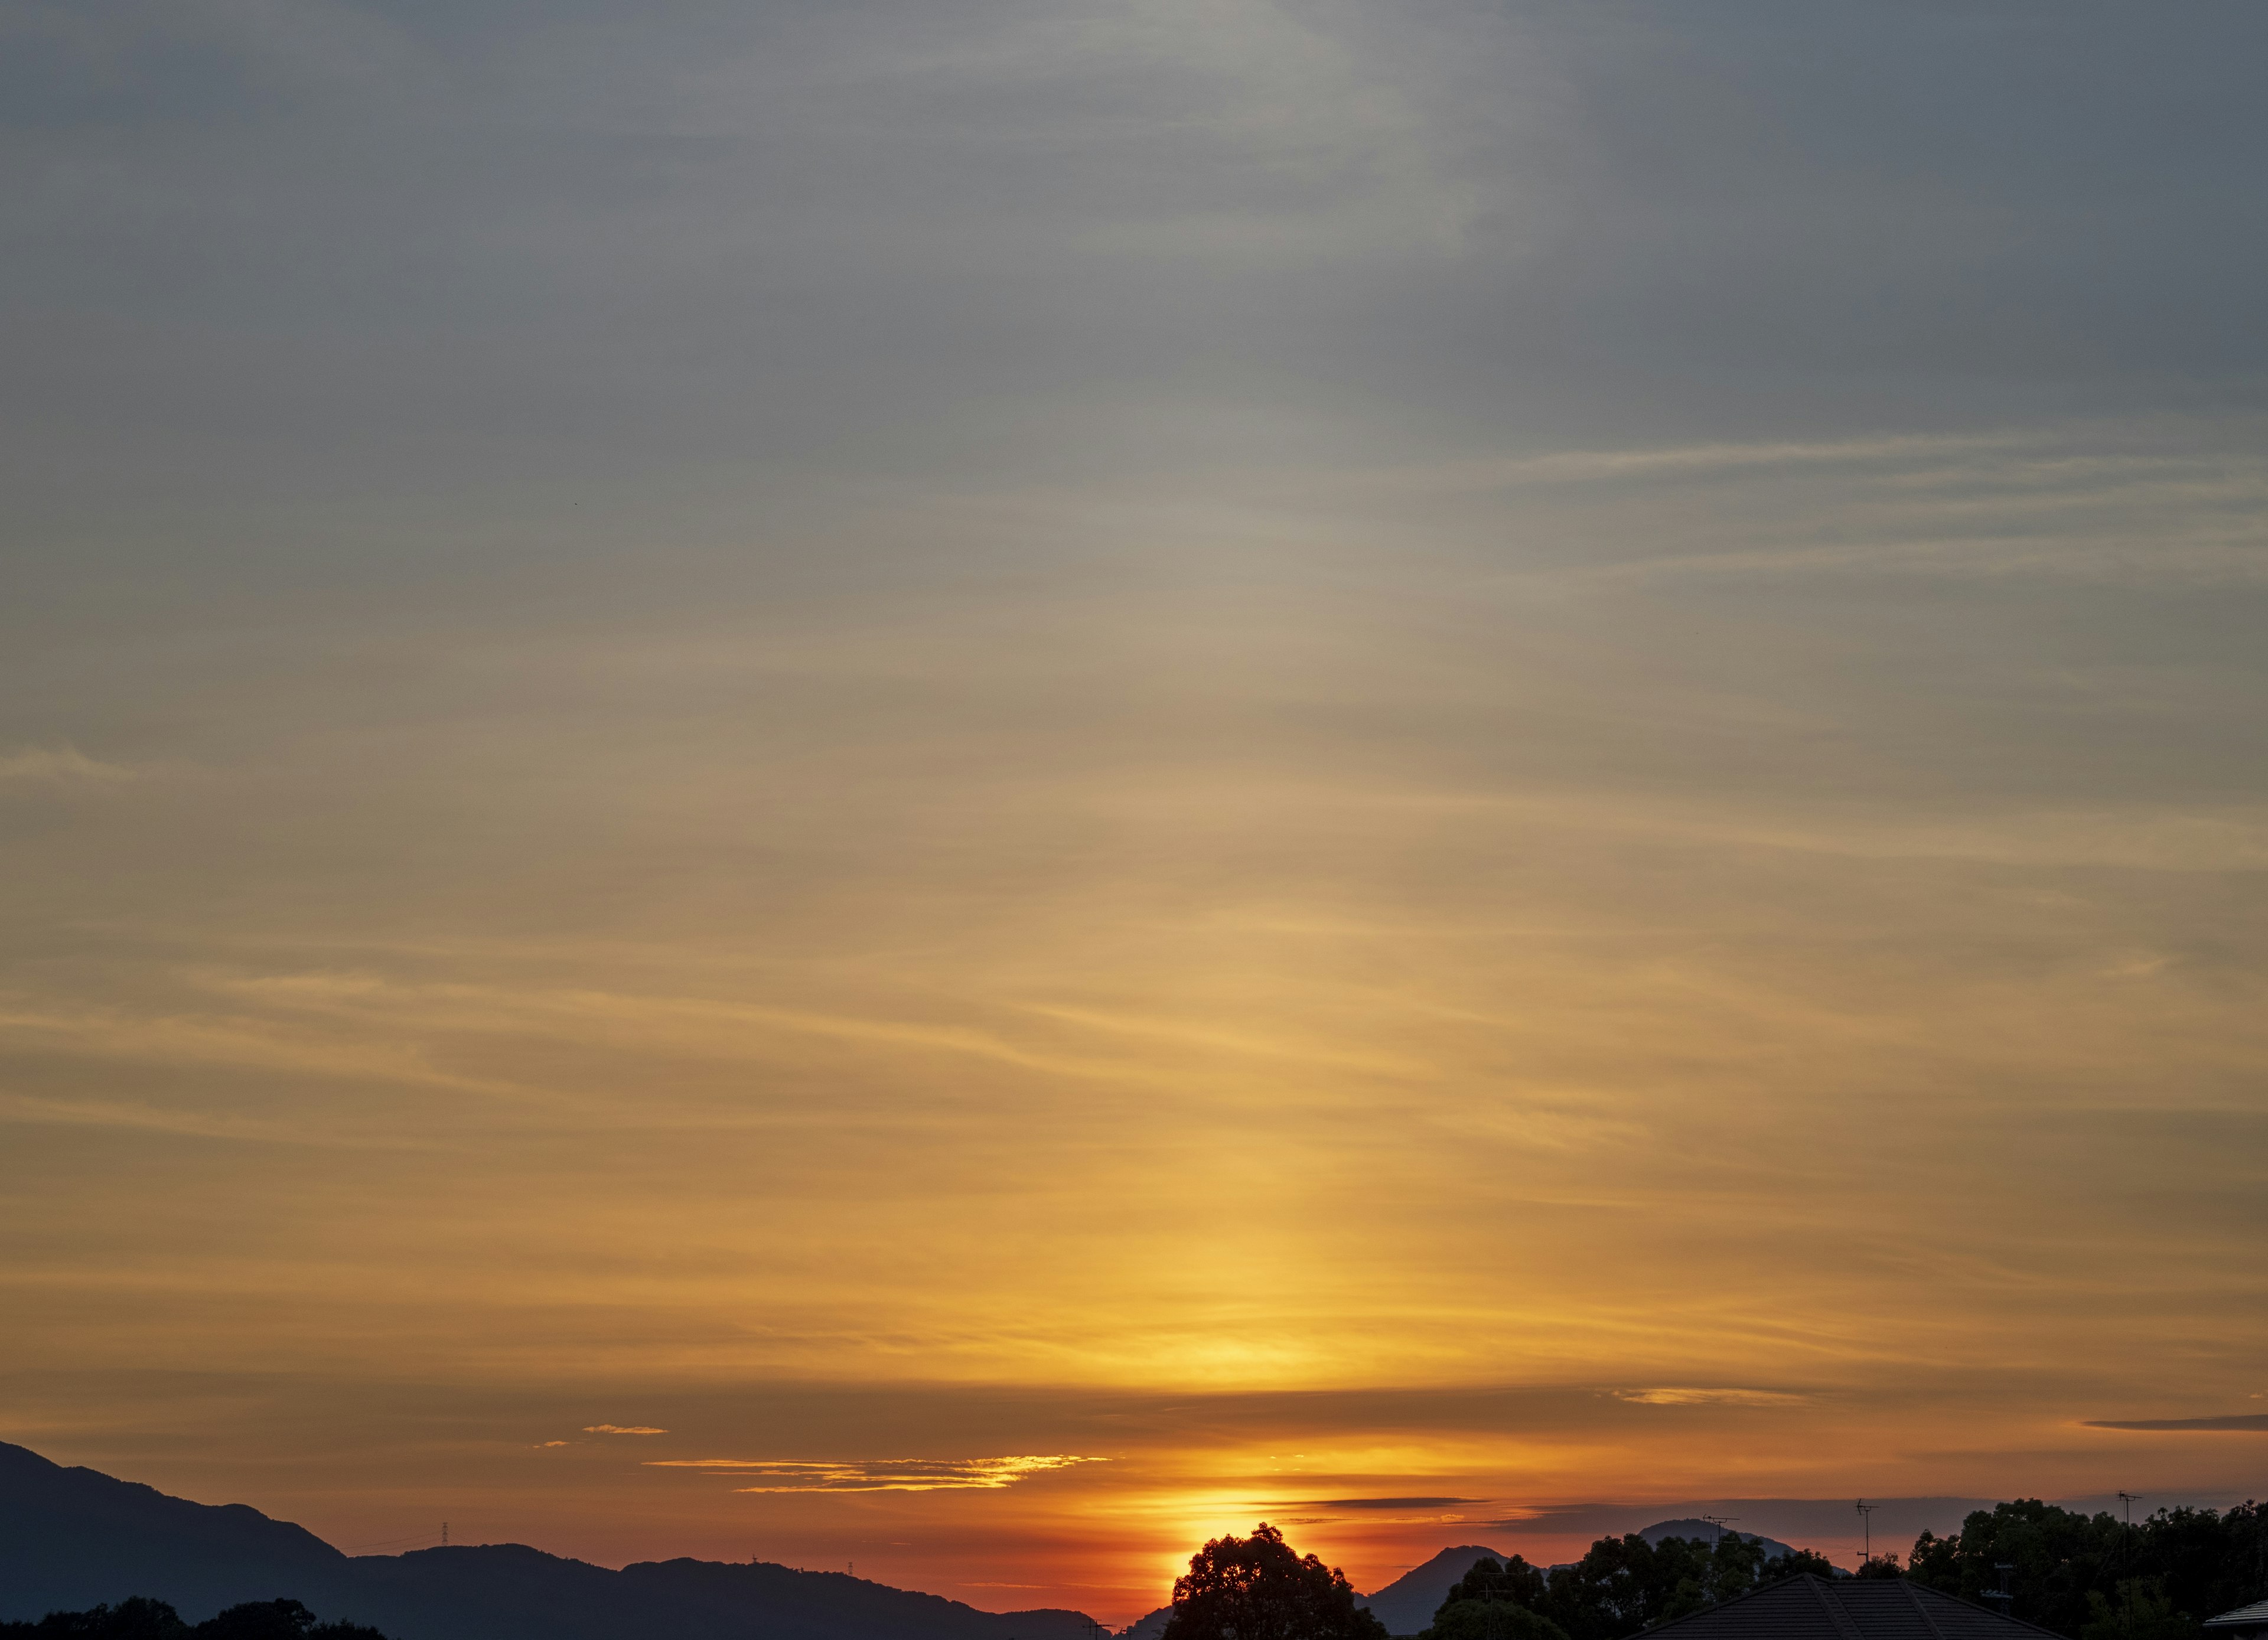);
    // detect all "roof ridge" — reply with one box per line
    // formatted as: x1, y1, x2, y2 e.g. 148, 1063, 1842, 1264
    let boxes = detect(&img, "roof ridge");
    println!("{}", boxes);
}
1905, 1579, 2070, 1640
1632, 1571, 1826, 1638
1811, 1573, 1866, 1640
1899, 1576, 1949, 1640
